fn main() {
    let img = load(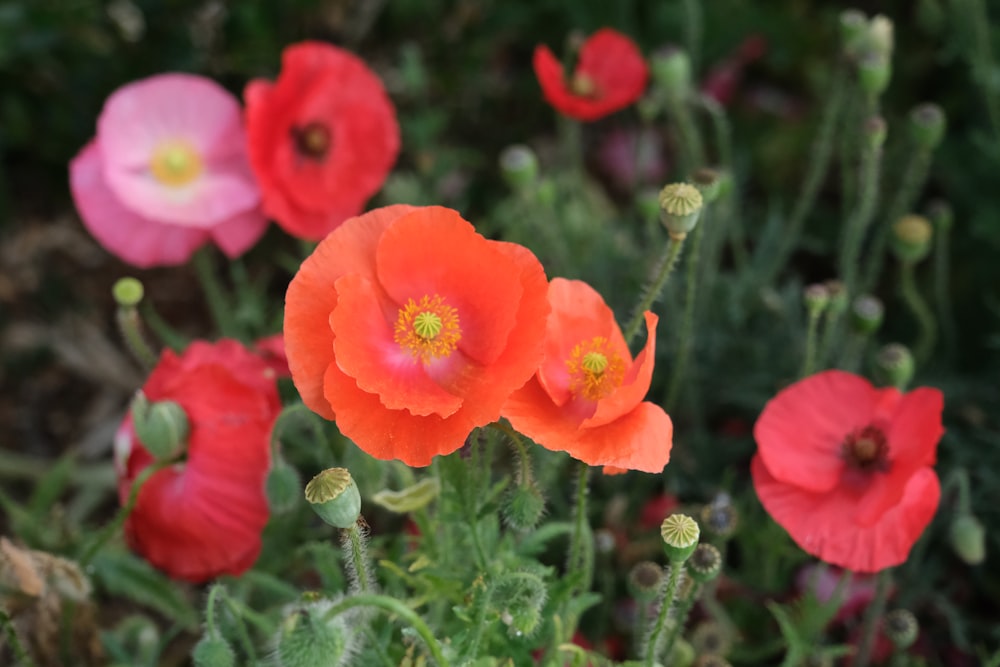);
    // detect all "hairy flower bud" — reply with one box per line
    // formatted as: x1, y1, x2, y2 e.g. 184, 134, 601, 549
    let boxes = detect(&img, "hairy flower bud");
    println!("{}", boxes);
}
850, 294, 884, 335
884, 609, 919, 649
650, 48, 692, 102
192, 635, 235, 667
909, 103, 946, 150
874, 343, 914, 389
949, 513, 986, 565
502, 483, 546, 531
687, 543, 722, 583
275, 600, 349, 667
628, 561, 663, 602
130, 391, 188, 461
304, 468, 362, 529
803, 284, 830, 316
891, 214, 933, 263
690, 620, 733, 657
